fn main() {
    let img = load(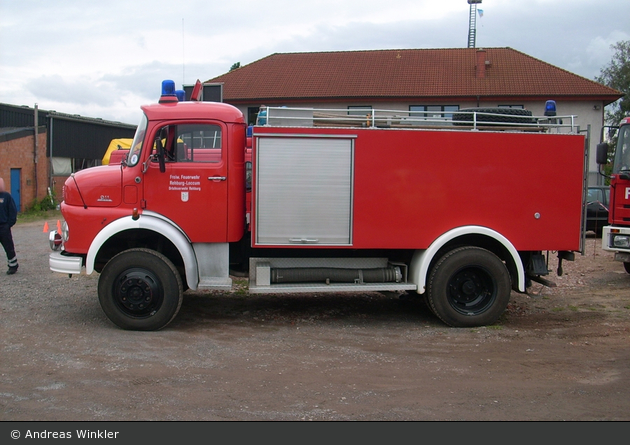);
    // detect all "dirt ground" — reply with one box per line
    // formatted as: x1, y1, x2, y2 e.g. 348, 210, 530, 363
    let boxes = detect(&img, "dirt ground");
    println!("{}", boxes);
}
1, 219, 629, 421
